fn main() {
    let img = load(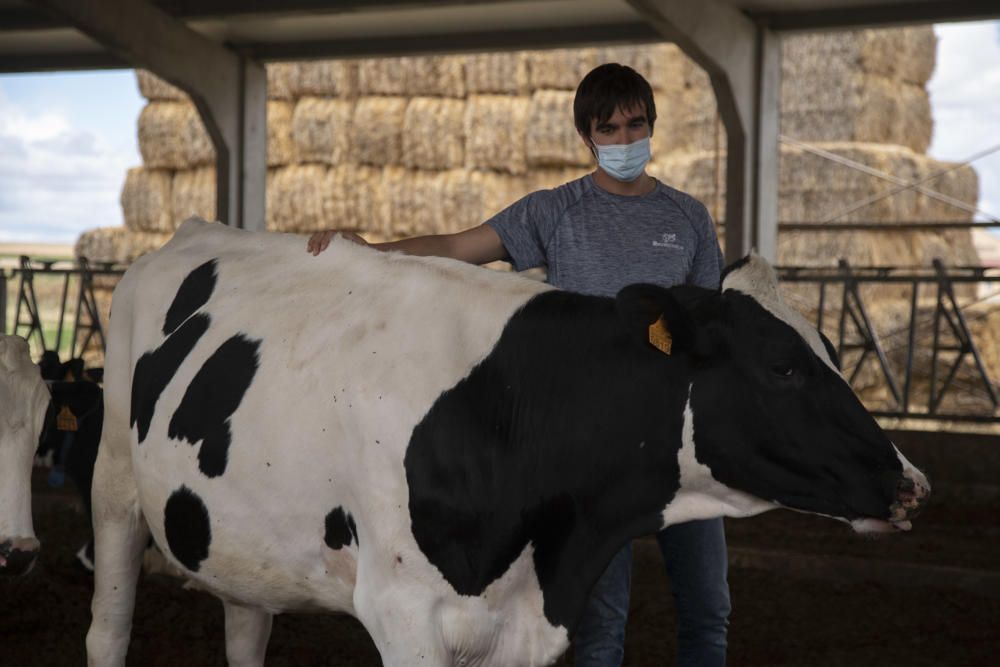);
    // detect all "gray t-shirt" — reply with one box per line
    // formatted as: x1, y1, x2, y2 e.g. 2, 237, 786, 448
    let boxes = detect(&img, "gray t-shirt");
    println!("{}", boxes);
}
485, 174, 725, 297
